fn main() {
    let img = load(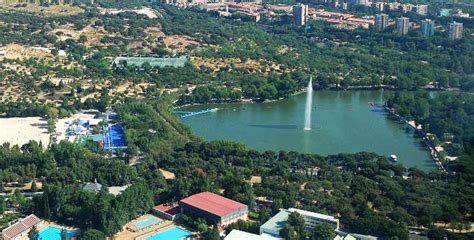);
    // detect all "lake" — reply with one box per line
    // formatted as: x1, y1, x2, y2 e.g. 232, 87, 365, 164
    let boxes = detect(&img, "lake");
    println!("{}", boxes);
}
181, 90, 435, 171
